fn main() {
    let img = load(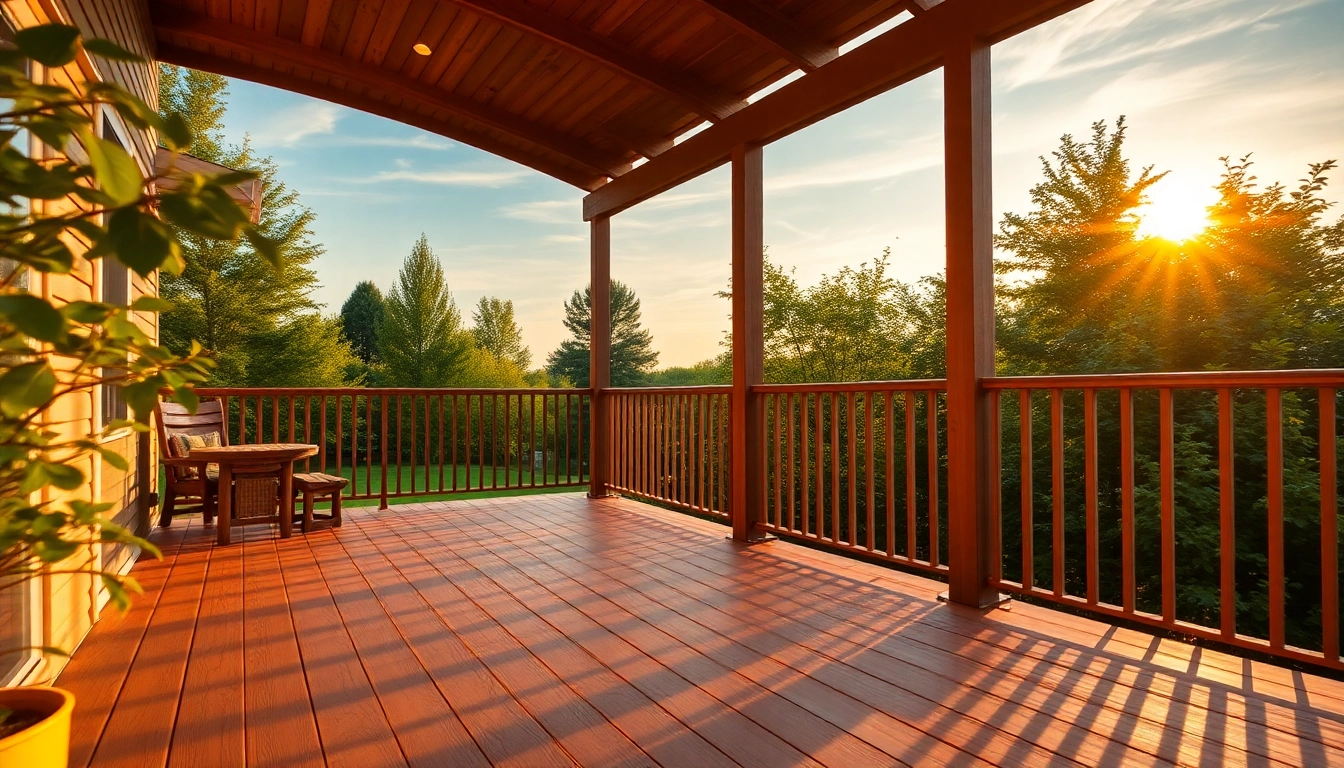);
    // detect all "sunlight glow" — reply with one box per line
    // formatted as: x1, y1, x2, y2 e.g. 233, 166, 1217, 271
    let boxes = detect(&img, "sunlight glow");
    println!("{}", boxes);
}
1135, 176, 1218, 243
